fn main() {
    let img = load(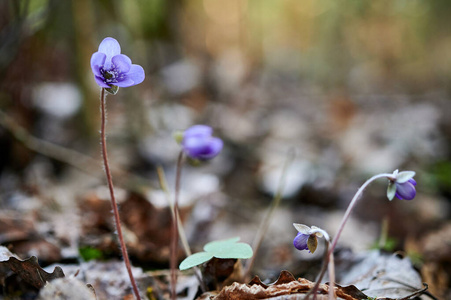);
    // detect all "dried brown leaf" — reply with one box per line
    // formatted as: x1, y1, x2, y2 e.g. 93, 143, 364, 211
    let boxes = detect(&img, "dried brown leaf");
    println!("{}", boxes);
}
0, 246, 64, 289
209, 270, 367, 300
